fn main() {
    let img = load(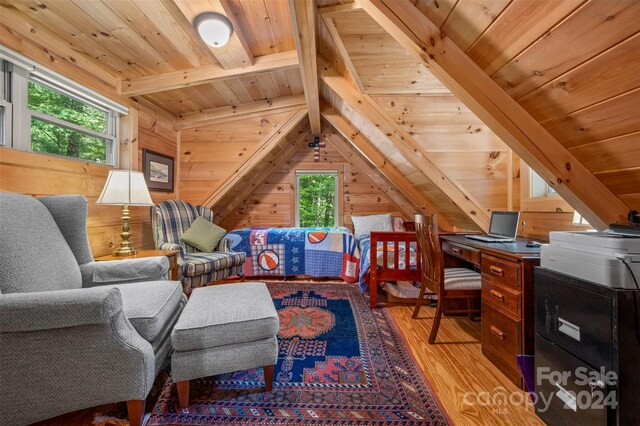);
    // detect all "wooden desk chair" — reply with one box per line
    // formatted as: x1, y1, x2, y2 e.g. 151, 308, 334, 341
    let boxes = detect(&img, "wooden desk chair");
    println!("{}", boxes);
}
413, 214, 482, 343
402, 221, 415, 232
